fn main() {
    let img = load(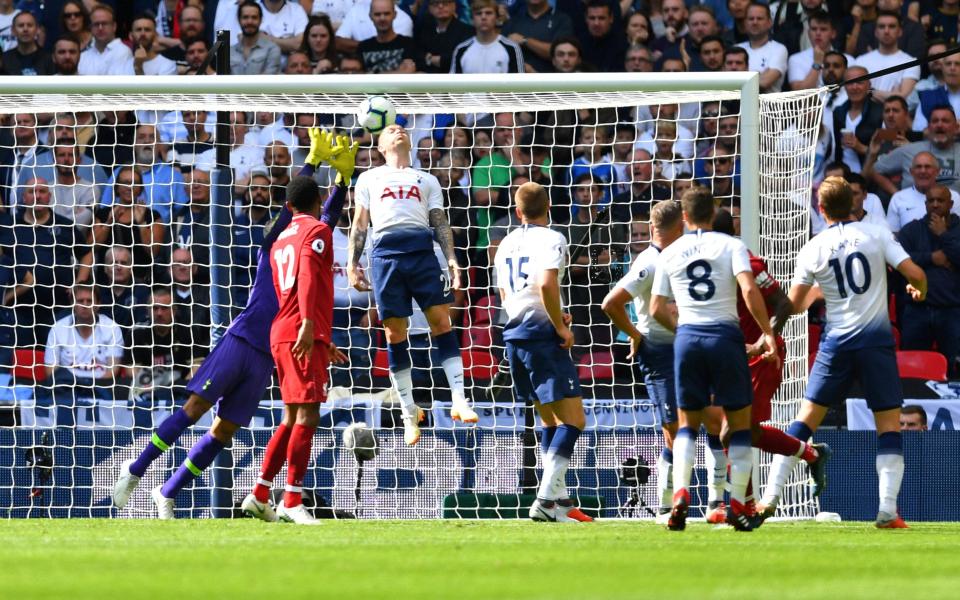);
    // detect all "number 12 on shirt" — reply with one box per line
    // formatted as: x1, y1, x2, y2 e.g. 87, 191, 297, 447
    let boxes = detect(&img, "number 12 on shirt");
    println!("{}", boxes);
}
274, 244, 296, 292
